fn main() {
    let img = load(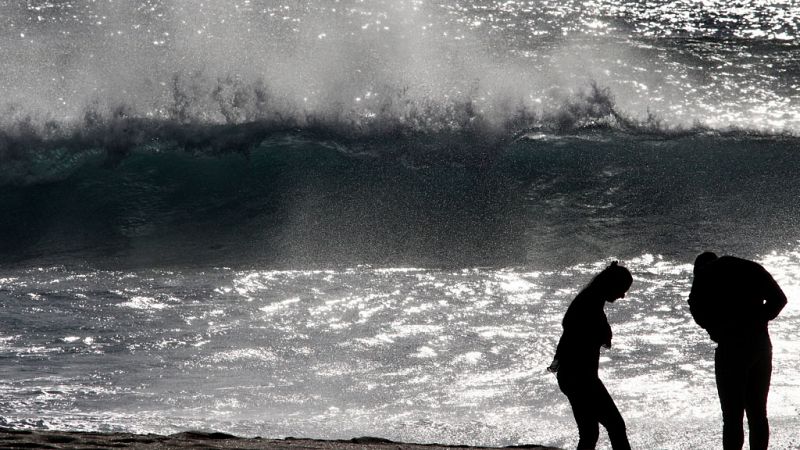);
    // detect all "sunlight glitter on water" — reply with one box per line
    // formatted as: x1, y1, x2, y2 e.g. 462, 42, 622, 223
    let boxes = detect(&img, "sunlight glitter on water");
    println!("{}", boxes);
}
1, 250, 799, 447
